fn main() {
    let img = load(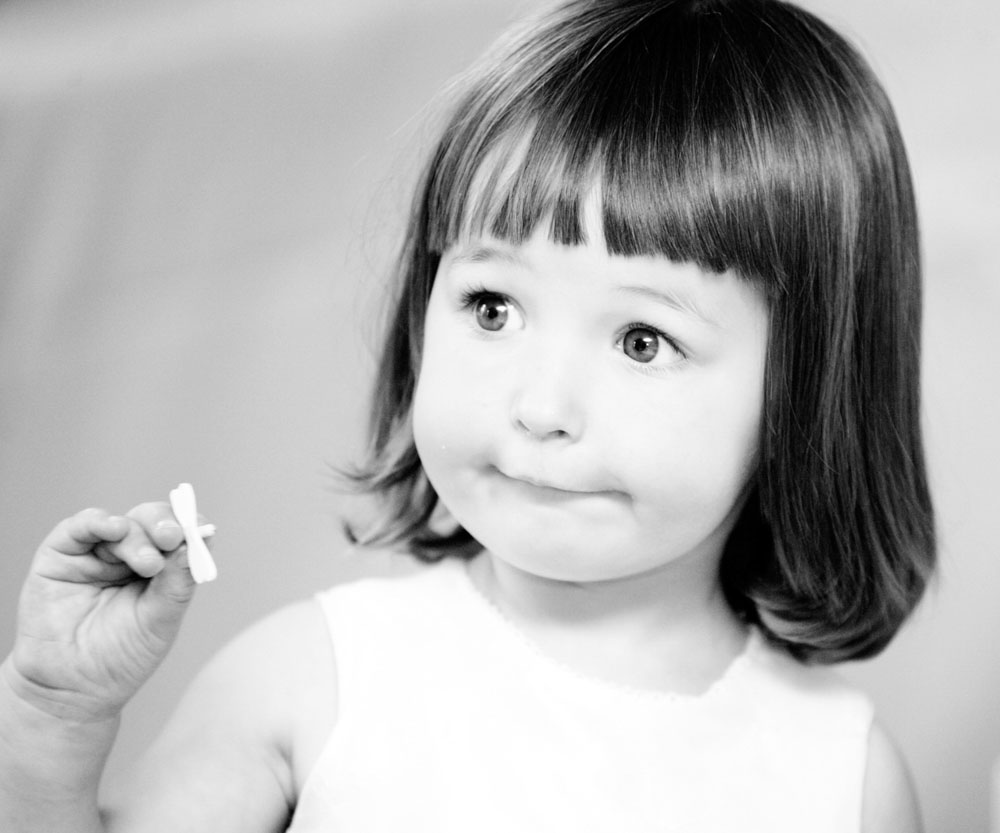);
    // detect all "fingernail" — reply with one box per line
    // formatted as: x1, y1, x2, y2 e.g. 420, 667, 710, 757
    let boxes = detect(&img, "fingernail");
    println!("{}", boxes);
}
152, 519, 185, 551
